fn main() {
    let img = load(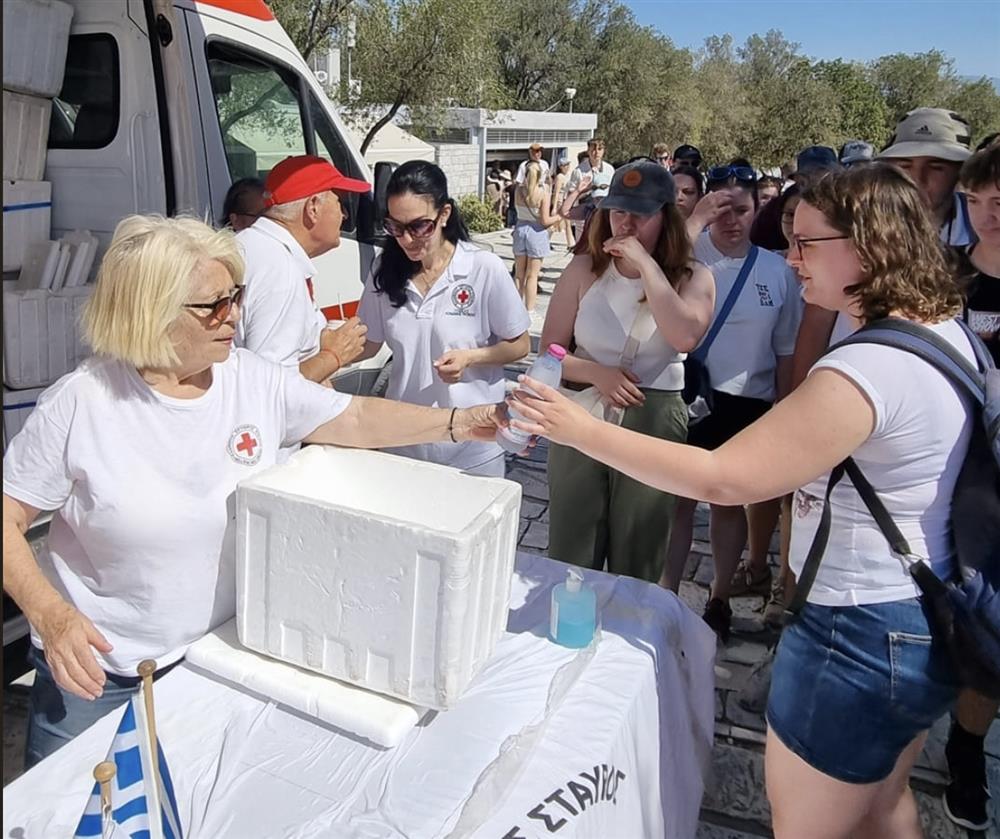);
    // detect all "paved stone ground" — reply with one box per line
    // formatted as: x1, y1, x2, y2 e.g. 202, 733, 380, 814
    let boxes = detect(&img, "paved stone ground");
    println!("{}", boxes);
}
477, 227, 999, 838
3, 229, 997, 837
